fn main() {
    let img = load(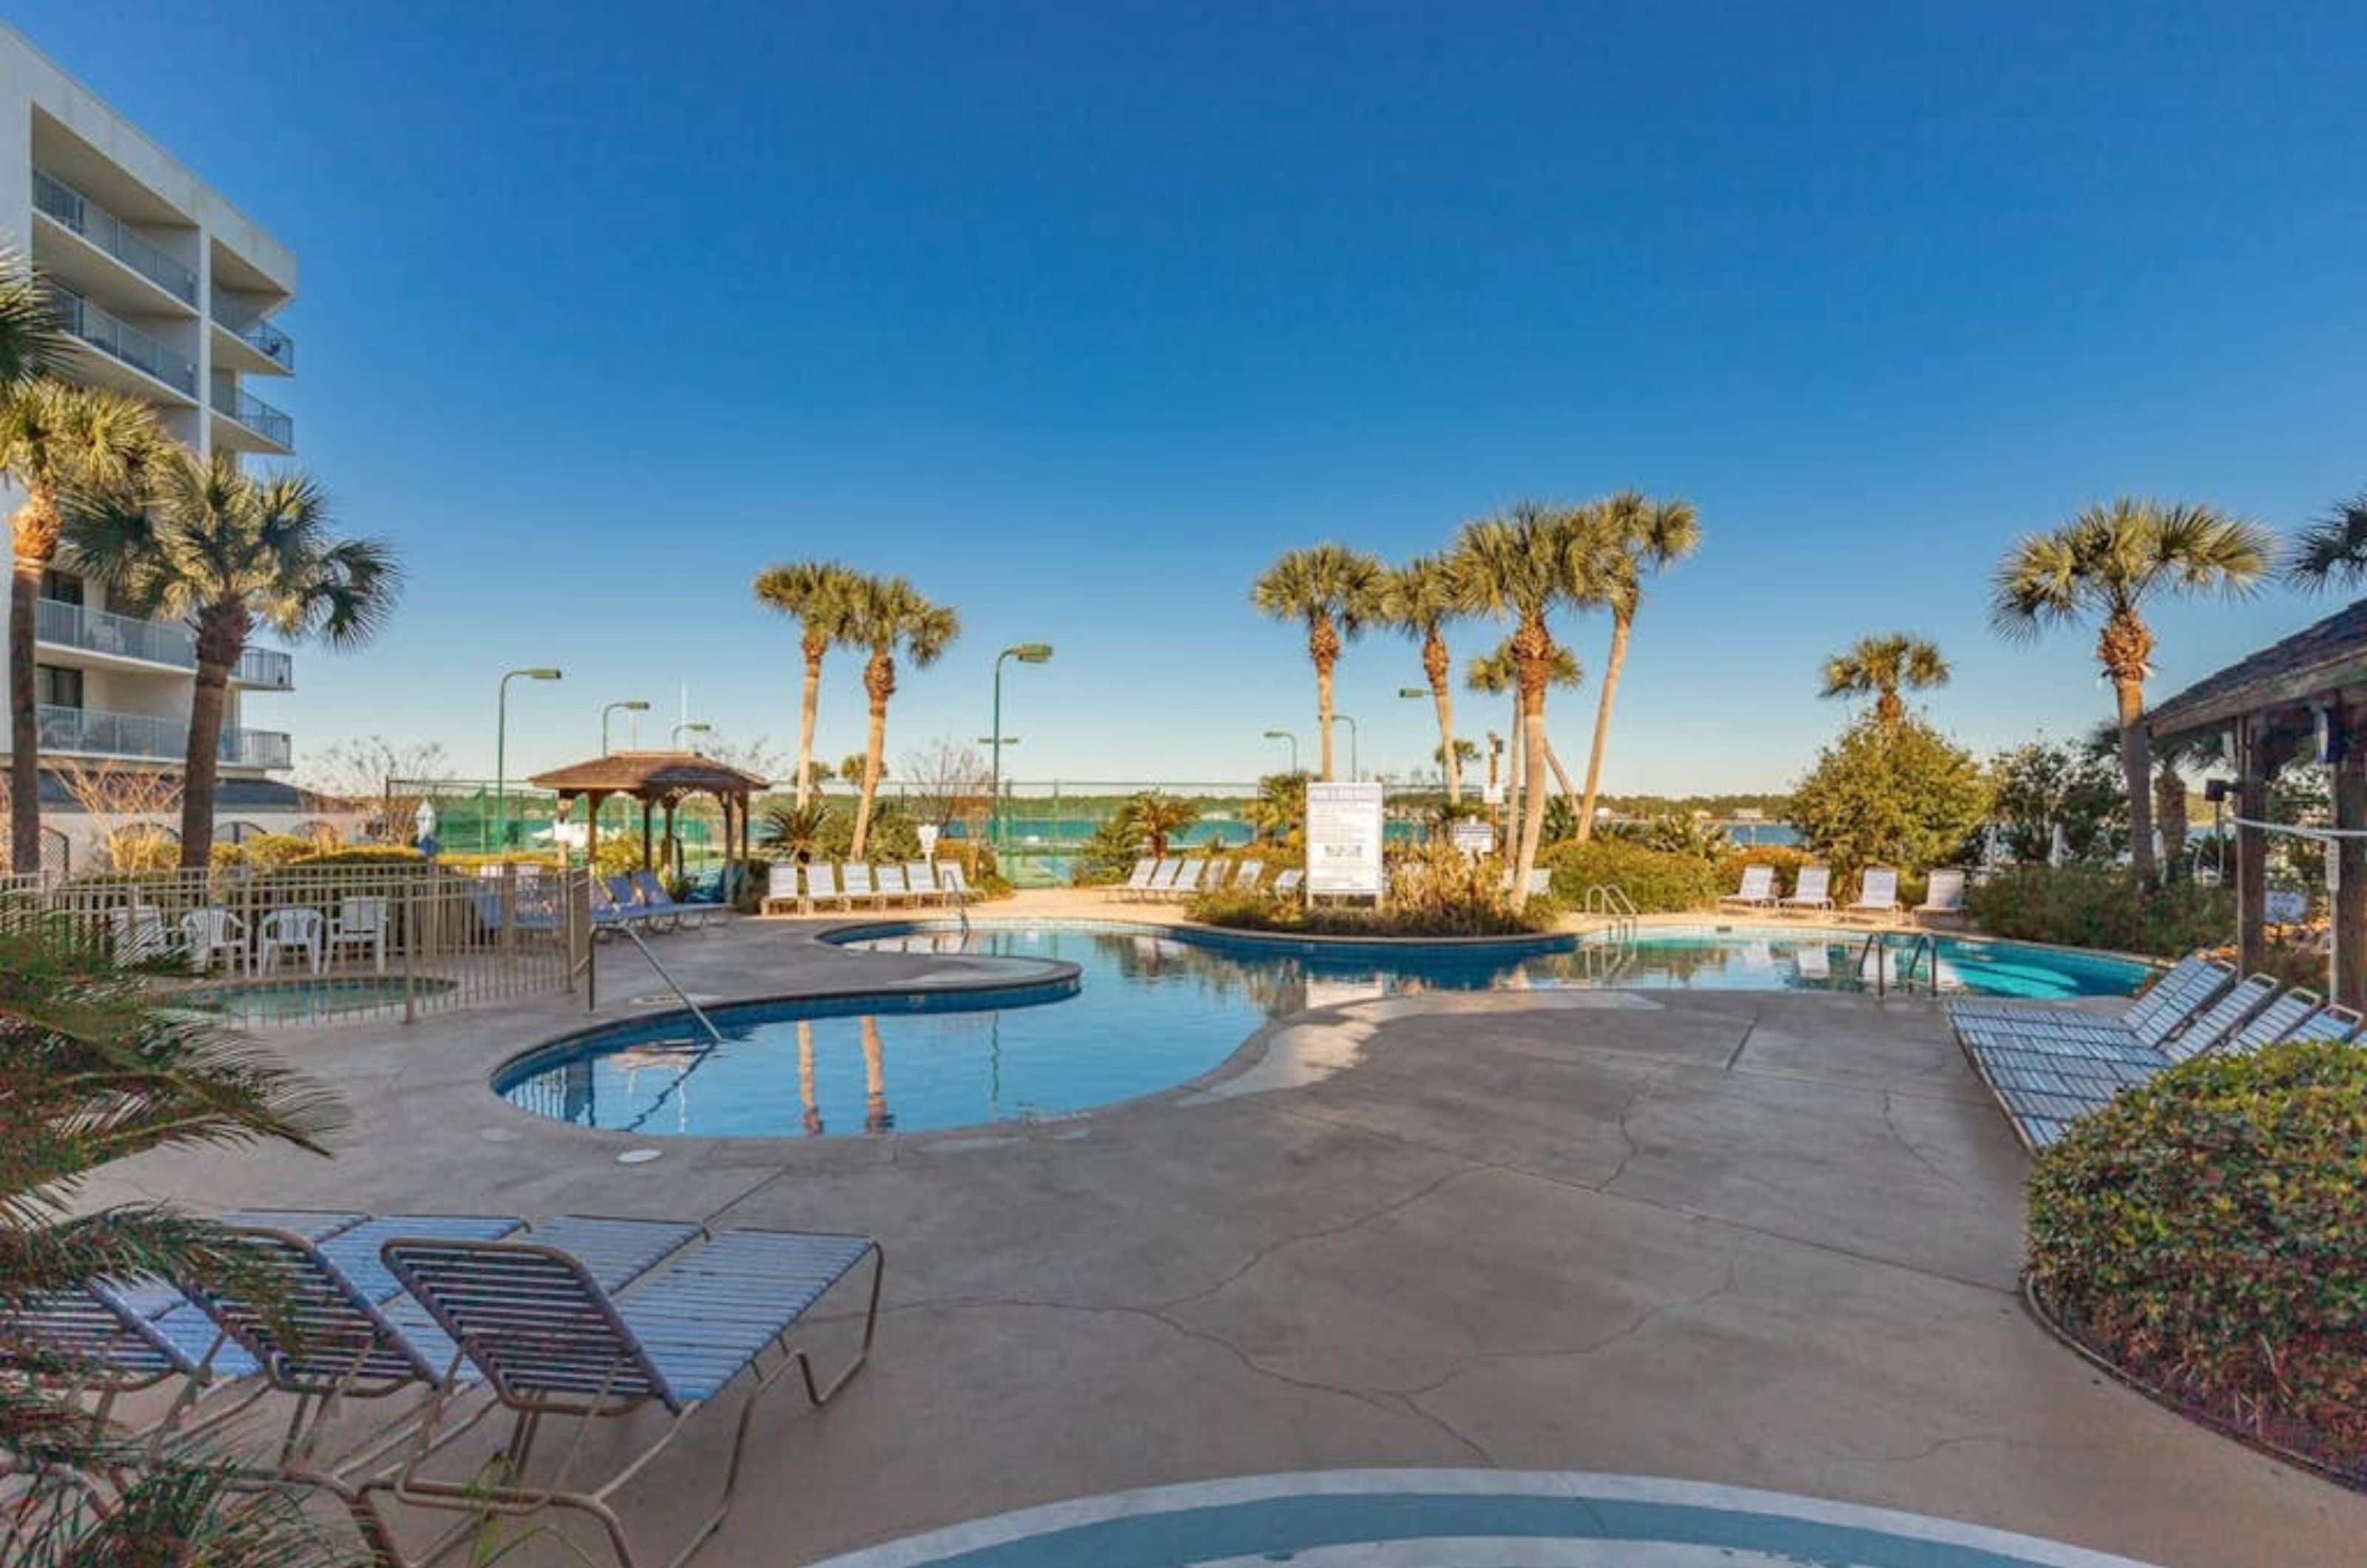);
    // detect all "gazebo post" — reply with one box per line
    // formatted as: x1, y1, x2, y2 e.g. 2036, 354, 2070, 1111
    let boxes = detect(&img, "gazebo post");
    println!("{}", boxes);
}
584, 788, 604, 874
2334, 703, 2367, 1009
2235, 714, 2270, 977
663, 797, 679, 882
640, 799, 655, 871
